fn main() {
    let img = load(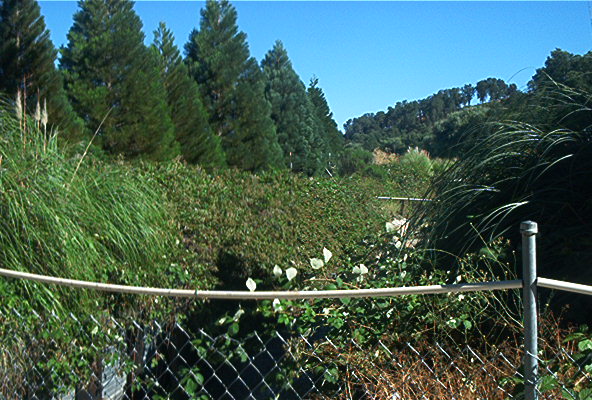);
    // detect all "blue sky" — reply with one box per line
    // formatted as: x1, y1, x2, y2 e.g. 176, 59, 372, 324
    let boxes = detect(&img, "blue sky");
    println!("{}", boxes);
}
39, 1, 592, 130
